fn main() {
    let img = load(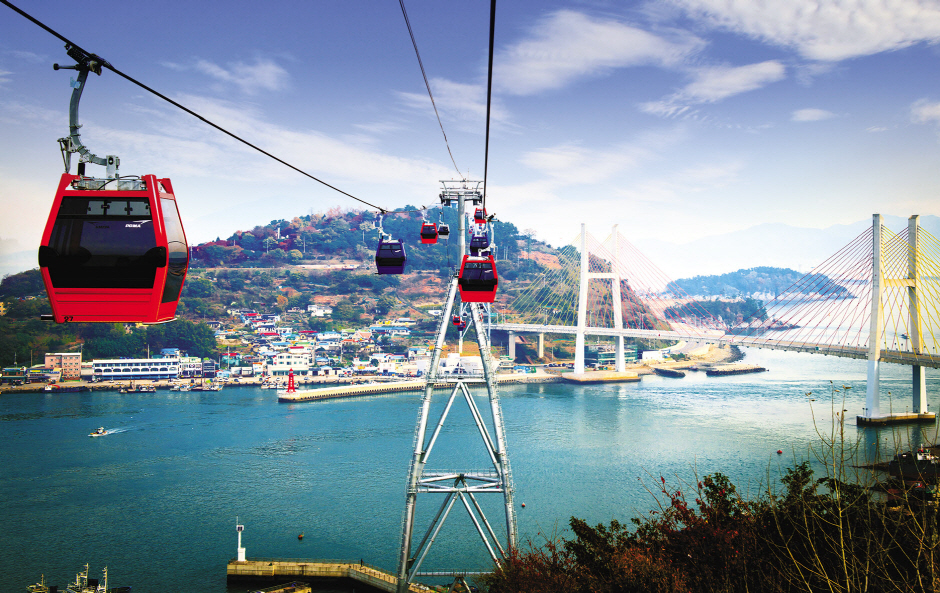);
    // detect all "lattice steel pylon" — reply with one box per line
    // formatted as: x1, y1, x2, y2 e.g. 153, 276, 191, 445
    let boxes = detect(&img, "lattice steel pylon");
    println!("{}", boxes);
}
396, 183, 517, 593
